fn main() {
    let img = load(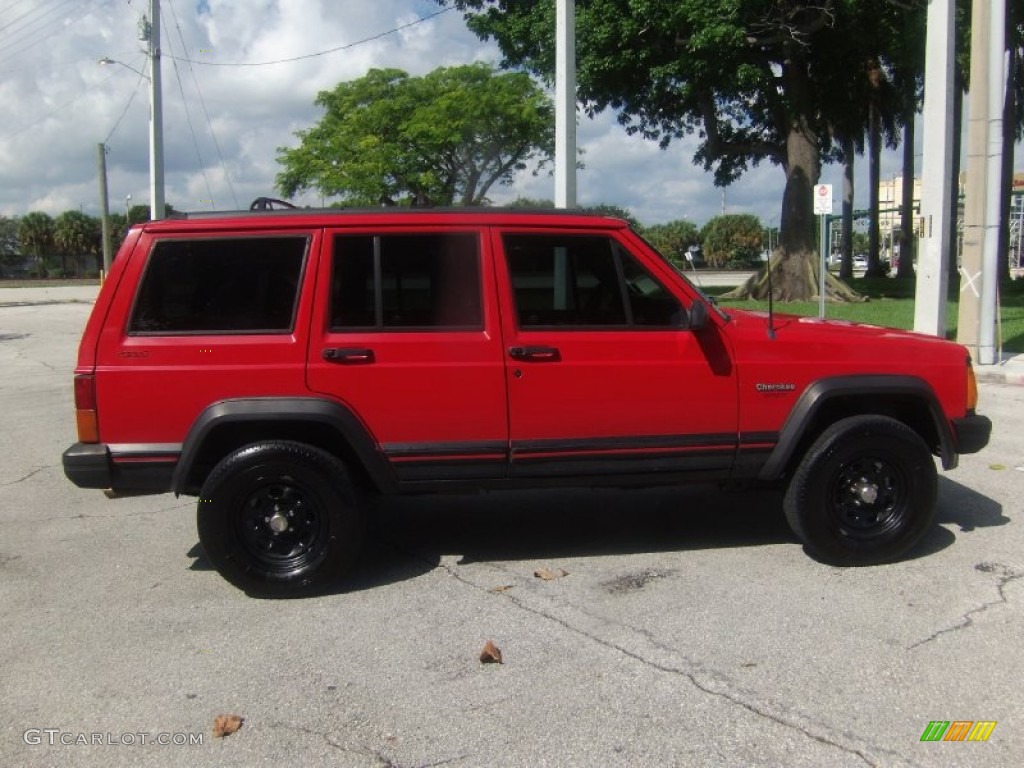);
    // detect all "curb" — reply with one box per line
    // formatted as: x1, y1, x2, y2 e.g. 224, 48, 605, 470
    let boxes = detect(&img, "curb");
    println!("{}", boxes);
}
975, 366, 1024, 387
